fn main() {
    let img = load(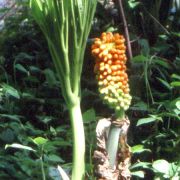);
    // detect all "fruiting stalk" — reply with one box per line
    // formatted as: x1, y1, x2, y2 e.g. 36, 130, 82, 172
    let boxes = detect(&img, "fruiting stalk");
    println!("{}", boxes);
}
92, 32, 132, 170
